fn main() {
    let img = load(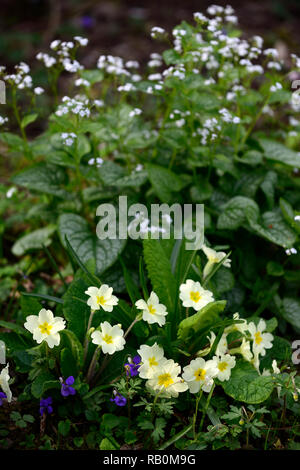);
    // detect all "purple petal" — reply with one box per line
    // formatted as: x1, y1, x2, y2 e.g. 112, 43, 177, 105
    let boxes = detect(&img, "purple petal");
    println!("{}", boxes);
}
65, 376, 75, 386
133, 355, 141, 365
